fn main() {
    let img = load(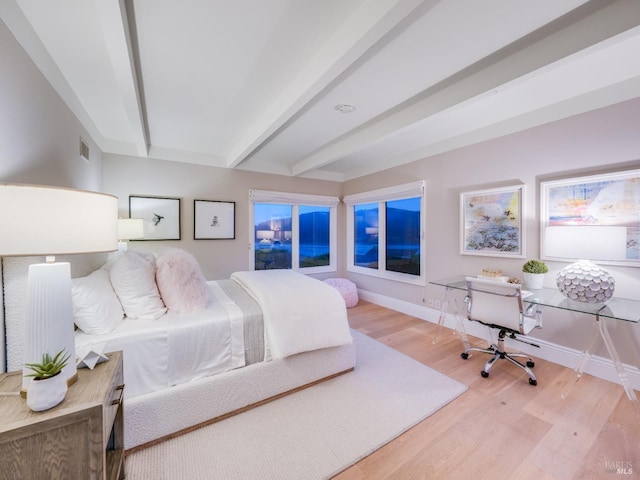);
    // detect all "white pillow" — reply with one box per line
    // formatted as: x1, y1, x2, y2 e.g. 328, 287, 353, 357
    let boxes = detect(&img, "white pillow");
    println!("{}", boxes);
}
72, 269, 124, 334
109, 250, 167, 320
